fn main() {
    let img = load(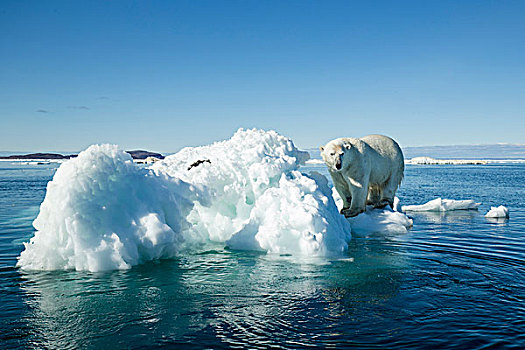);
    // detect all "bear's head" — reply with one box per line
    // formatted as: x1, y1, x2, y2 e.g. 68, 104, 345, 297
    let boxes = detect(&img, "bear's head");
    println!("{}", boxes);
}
320, 139, 352, 172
